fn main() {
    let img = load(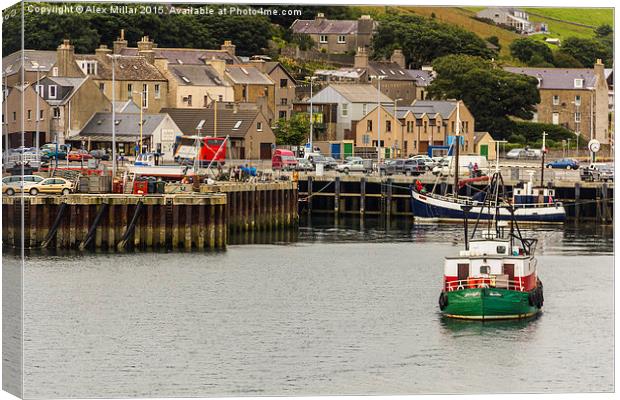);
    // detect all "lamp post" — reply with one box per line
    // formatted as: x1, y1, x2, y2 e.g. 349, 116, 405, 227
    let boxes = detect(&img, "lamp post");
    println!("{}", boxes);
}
393, 97, 402, 156
306, 76, 317, 151
133, 90, 145, 155
540, 131, 547, 187
109, 54, 119, 177
370, 75, 386, 164
3, 72, 8, 164
32, 65, 46, 159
